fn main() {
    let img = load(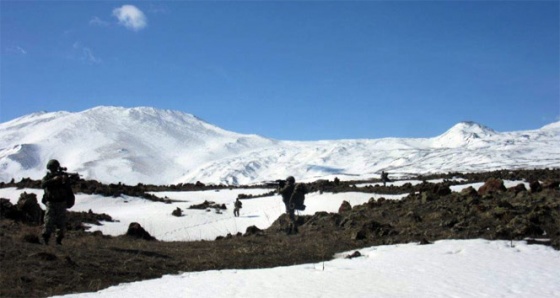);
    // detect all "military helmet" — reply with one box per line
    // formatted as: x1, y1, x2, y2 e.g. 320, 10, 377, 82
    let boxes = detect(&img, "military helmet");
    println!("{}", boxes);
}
286, 176, 295, 184
46, 159, 60, 171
